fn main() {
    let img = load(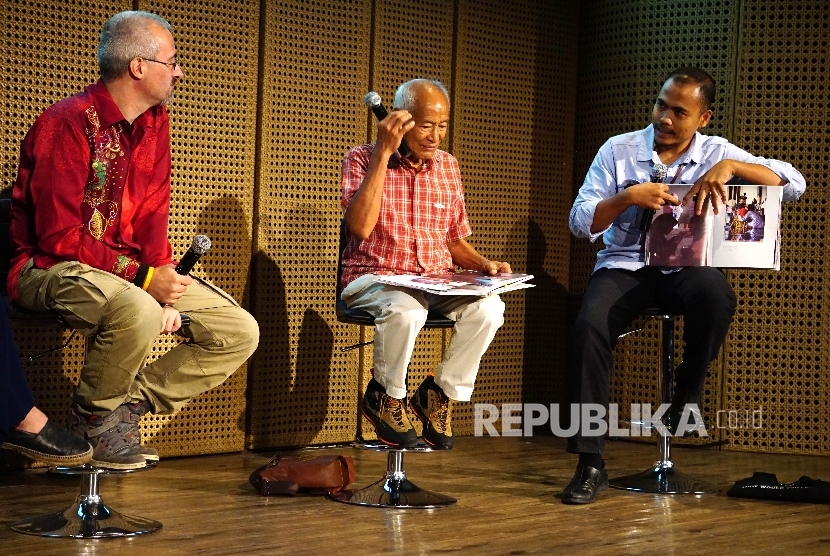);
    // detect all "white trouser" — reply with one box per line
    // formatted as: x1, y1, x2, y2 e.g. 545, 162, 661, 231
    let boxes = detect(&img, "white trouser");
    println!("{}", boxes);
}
341, 274, 505, 401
